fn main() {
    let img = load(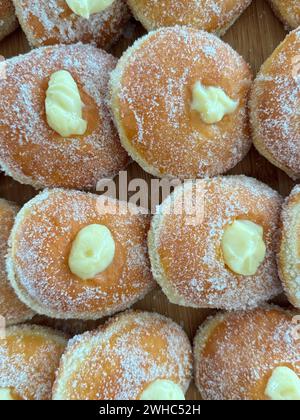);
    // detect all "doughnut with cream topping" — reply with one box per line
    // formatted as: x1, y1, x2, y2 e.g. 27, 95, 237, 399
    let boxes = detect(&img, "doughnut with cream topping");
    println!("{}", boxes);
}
0, 325, 66, 400
7, 189, 154, 319
0, 0, 18, 41
250, 28, 300, 180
